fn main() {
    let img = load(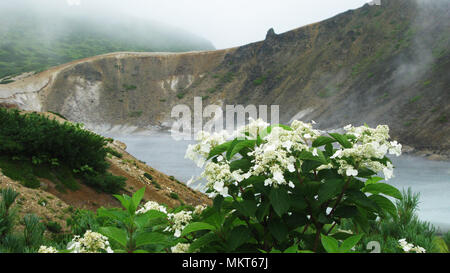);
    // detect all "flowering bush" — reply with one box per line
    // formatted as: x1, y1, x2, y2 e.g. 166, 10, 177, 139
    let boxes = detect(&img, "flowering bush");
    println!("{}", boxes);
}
183, 119, 404, 252
38, 230, 113, 253
398, 239, 426, 253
